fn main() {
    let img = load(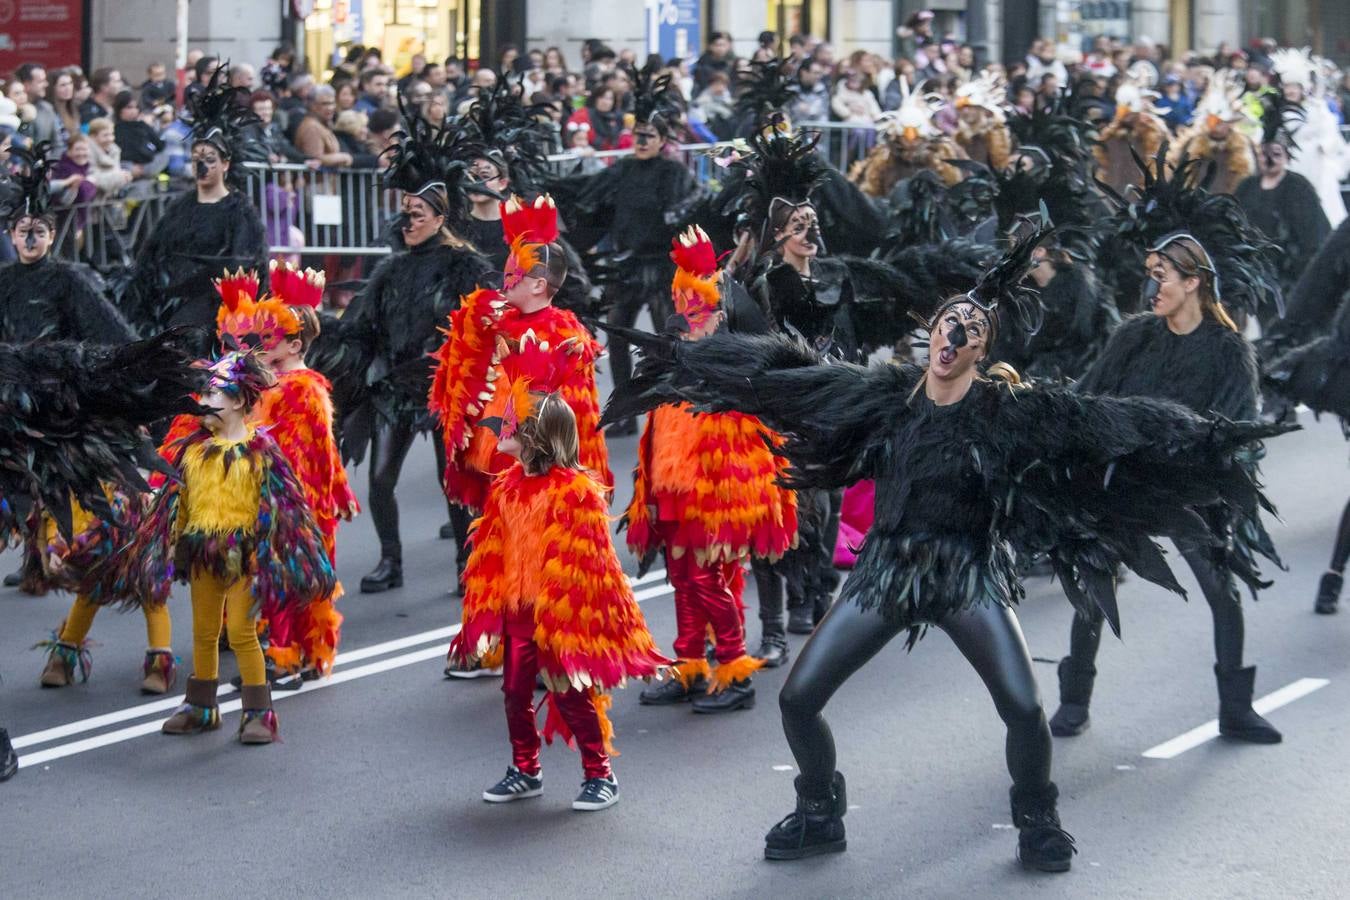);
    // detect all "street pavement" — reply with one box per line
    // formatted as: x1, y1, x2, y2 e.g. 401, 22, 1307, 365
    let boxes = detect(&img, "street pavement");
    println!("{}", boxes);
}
2, 358, 1349, 899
